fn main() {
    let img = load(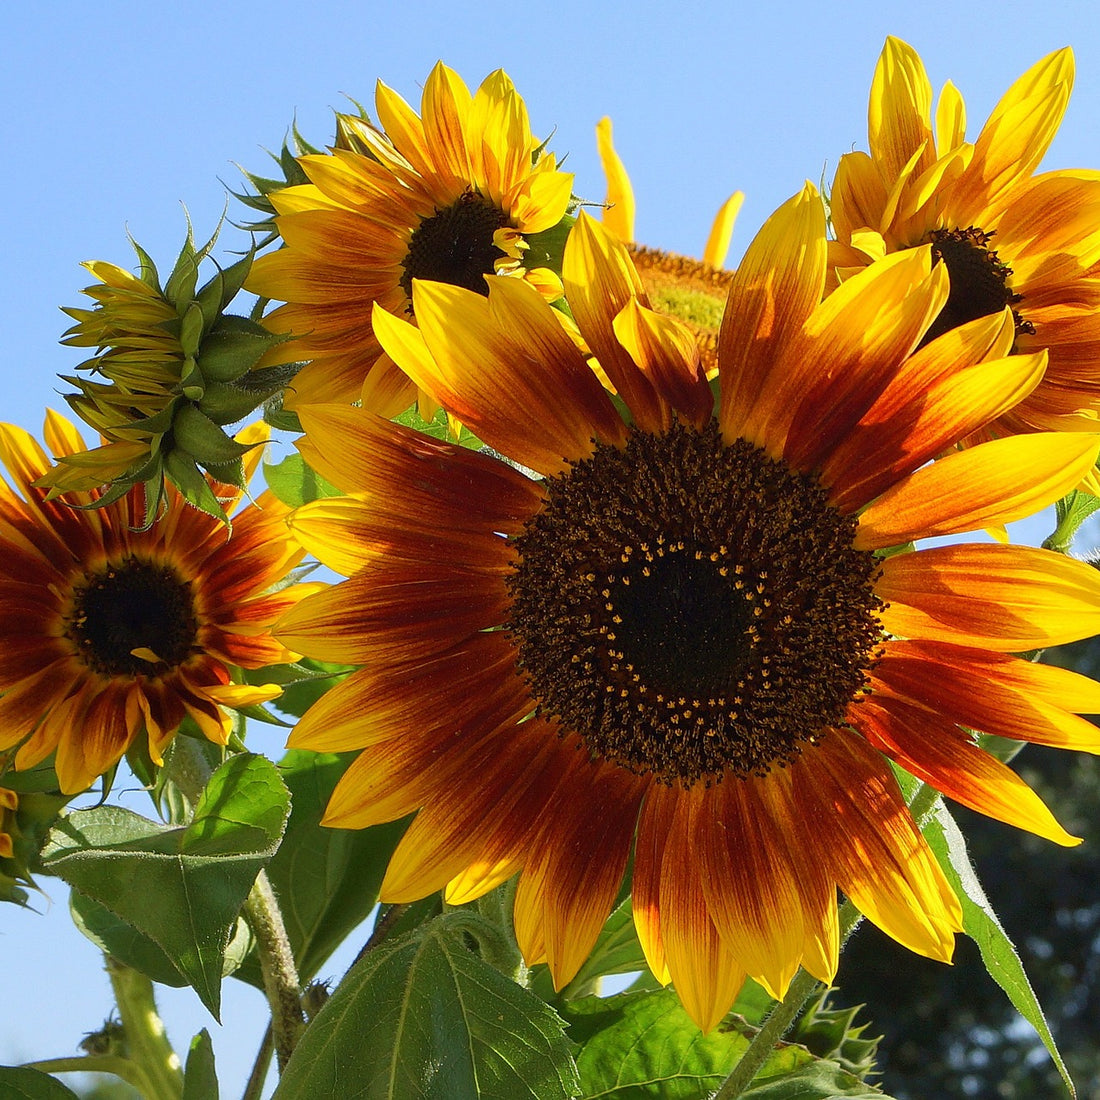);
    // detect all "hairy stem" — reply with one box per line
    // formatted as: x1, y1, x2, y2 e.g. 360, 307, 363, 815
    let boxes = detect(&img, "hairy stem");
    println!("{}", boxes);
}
243, 870, 305, 1072
106, 954, 185, 1099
